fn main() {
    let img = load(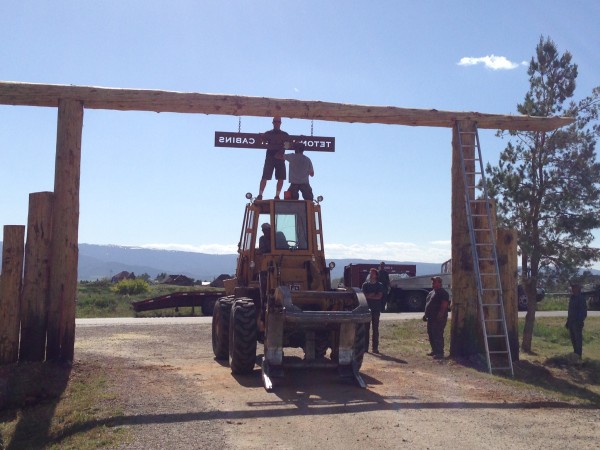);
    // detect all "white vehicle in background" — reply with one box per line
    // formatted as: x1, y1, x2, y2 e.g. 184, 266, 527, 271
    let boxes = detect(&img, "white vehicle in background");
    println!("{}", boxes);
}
387, 259, 452, 312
